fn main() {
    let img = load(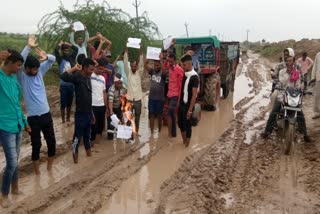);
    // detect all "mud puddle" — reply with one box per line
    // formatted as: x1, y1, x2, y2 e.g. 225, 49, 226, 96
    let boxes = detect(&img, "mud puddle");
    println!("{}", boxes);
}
97, 94, 235, 213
